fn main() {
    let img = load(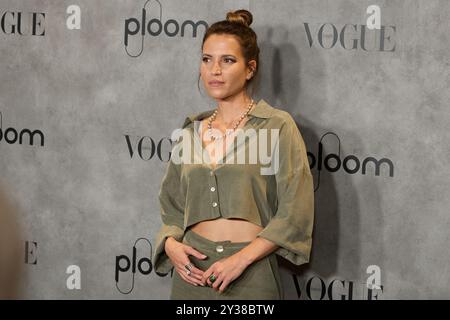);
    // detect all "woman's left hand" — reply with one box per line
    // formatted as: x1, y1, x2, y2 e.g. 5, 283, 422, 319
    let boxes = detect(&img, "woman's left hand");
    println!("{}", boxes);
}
201, 252, 251, 293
